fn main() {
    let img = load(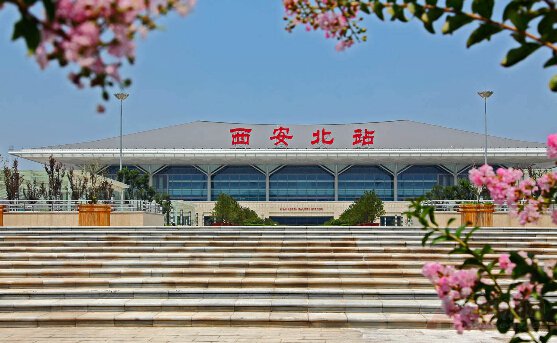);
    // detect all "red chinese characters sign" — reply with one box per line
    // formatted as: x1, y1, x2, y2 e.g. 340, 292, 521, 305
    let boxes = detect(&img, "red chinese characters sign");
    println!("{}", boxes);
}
270, 127, 293, 146
230, 128, 252, 146
352, 128, 375, 146
311, 128, 334, 145
228, 126, 375, 147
